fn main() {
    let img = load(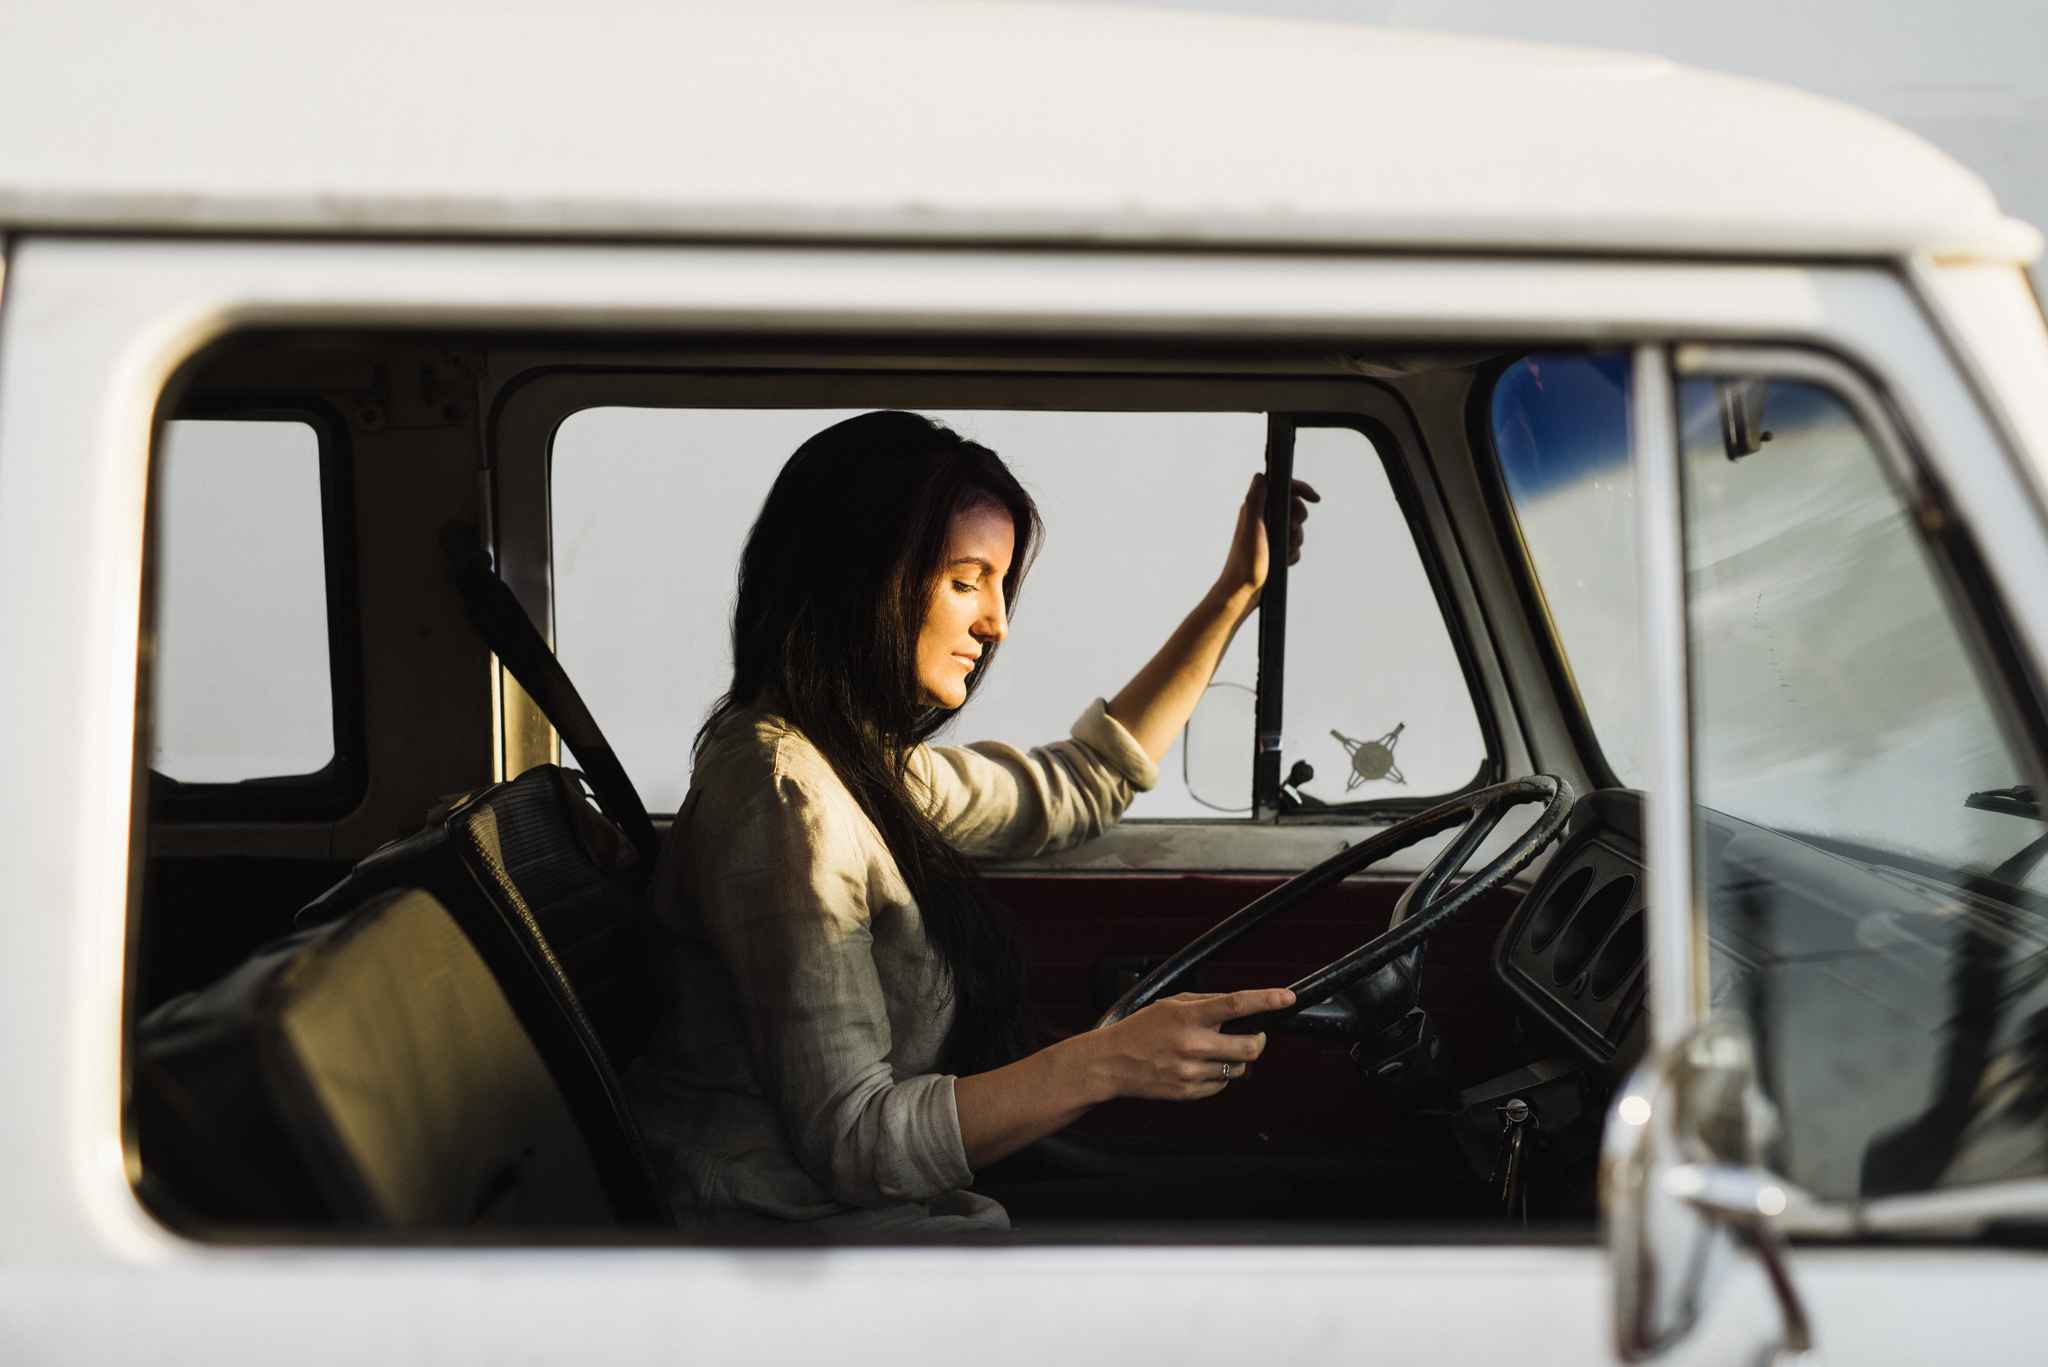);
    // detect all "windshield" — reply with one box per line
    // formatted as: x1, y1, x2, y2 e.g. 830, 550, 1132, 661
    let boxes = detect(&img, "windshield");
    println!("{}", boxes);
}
1490, 354, 1643, 787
